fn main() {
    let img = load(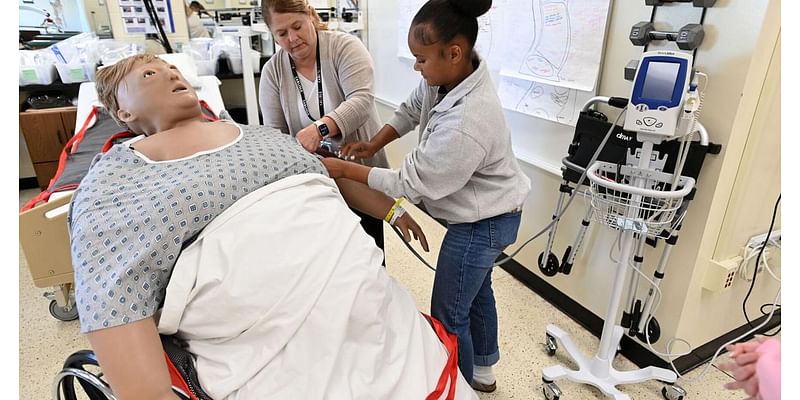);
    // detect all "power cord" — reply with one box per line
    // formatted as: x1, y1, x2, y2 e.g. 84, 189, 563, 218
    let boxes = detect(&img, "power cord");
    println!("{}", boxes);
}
494, 107, 629, 267
392, 106, 630, 272
630, 253, 781, 384
743, 194, 780, 327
